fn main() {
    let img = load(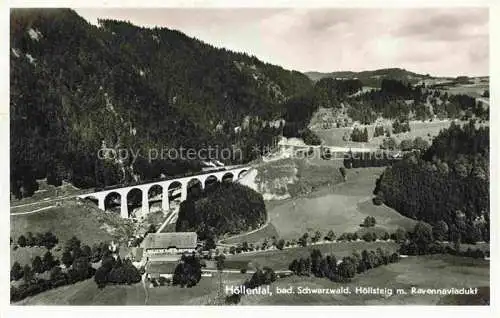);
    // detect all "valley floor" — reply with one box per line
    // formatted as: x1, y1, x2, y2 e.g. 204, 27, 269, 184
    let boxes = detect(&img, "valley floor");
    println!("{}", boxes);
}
239, 255, 489, 305
13, 255, 488, 306
223, 167, 416, 246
